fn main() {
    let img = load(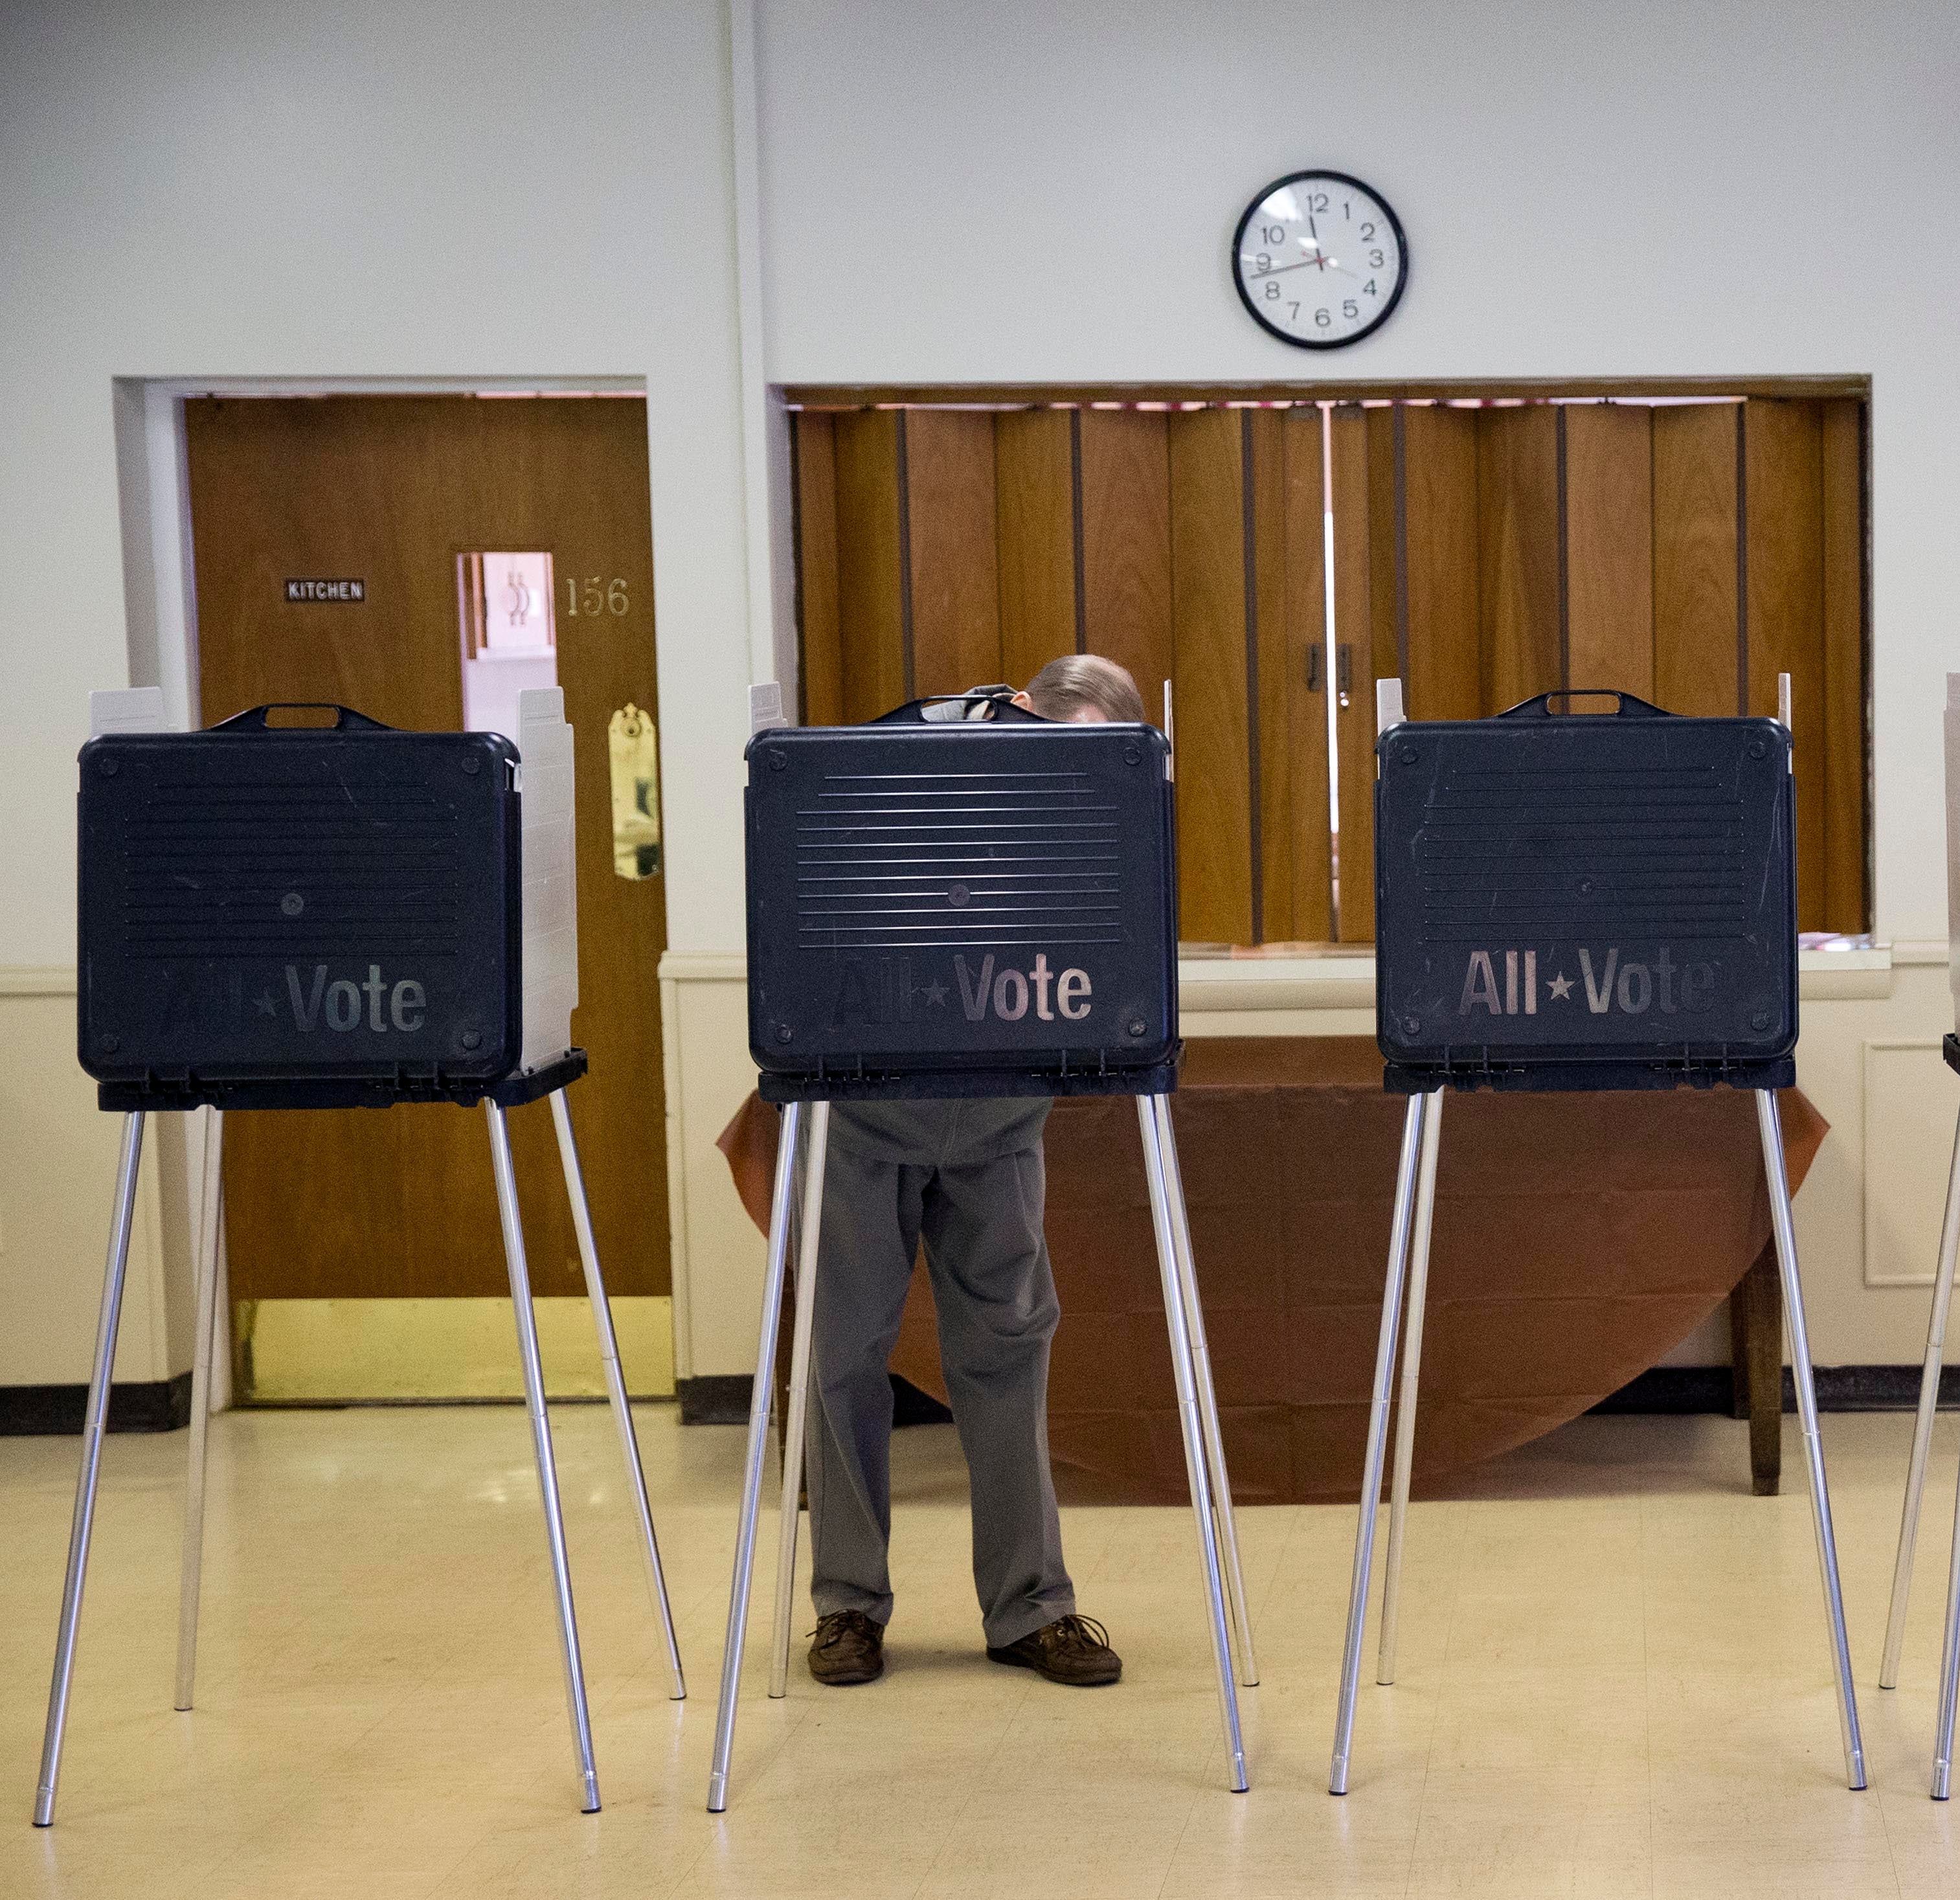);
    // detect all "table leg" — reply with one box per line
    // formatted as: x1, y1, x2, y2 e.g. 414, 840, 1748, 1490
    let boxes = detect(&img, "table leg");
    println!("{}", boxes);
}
1731, 1245, 1785, 1498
